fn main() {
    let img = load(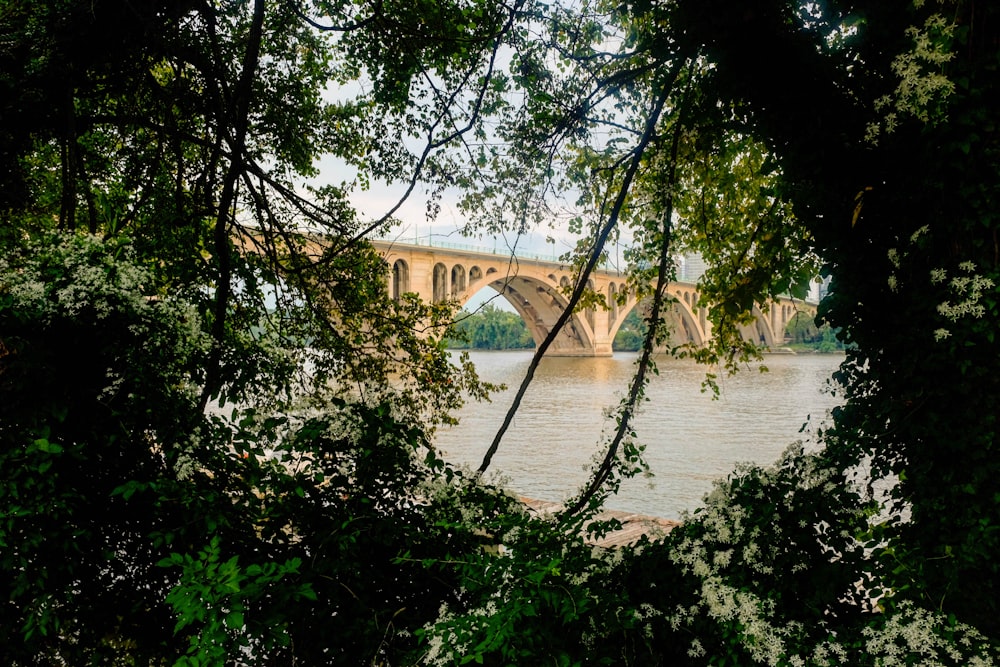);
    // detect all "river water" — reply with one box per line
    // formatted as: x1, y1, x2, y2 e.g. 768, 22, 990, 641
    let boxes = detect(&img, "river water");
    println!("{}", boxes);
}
435, 351, 845, 520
